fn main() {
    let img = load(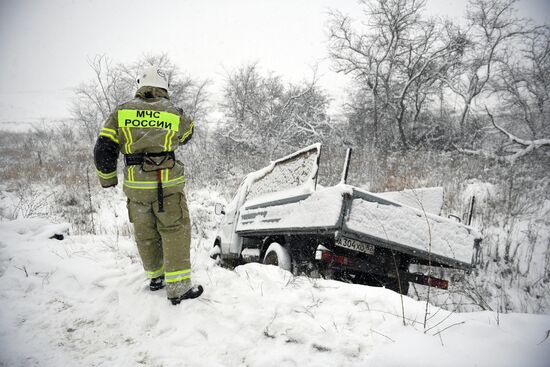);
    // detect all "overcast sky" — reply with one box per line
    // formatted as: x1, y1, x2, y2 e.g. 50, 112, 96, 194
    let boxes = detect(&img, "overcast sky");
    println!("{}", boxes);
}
0, 0, 548, 122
